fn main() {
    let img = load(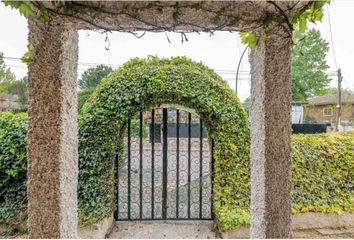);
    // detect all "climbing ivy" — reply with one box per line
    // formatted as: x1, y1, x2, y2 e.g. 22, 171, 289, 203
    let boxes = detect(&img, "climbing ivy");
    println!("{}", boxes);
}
240, 0, 330, 48
3, 0, 330, 50
78, 56, 250, 228
1, 80, 354, 233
